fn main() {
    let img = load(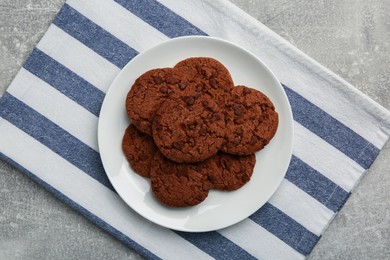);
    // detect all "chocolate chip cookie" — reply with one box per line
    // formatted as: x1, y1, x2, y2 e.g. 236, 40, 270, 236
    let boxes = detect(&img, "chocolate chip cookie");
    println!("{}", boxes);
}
152, 95, 226, 163
208, 152, 256, 191
122, 124, 157, 177
150, 151, 213, 207
221, 85, 278, 155
126, 68, 180, 135
174, 57, 234, 106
